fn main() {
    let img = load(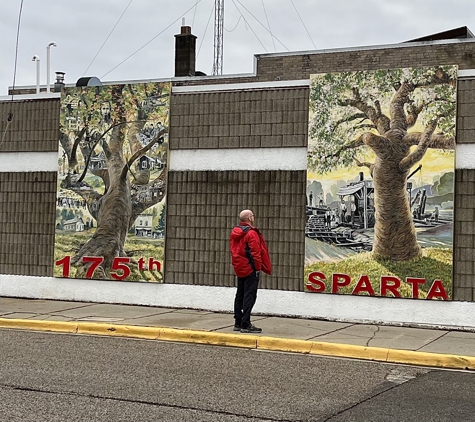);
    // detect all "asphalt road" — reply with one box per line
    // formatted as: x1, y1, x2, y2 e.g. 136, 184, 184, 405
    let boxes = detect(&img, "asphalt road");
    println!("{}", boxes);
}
1, 329, 475, 422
